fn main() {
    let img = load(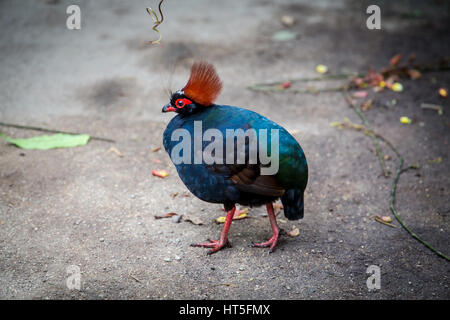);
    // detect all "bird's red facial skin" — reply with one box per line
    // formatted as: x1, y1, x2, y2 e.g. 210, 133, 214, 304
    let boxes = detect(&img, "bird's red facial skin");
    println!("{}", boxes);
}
165, 106, 177, 112
175, 98, 193, 109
